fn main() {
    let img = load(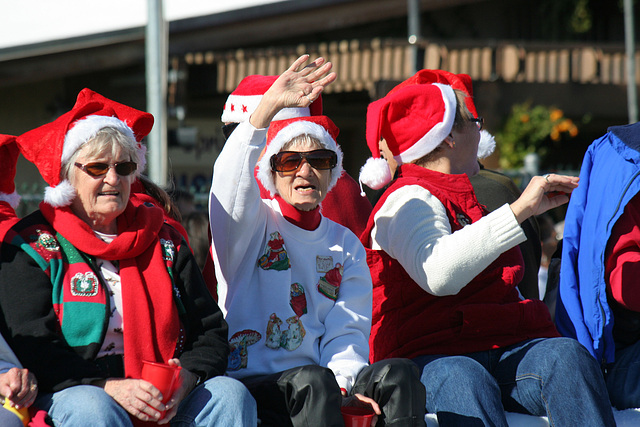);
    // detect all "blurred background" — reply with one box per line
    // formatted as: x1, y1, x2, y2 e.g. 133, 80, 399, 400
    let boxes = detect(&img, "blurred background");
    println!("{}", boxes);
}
1, 0, 637, 218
